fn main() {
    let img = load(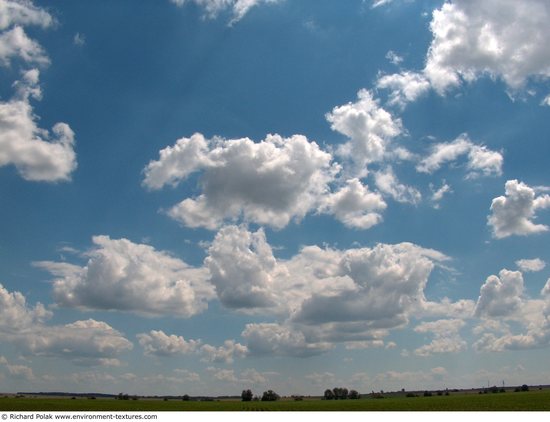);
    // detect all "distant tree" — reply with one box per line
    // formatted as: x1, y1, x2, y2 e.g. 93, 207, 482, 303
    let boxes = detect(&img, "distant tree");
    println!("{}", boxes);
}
521, 384, 529, 392
332, 387, 348, 400
324, 389, 334, 400
348, 390, 360, 400
182, 394, 190, 401
241, 389, 253, 402
261, 390, 279, 401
